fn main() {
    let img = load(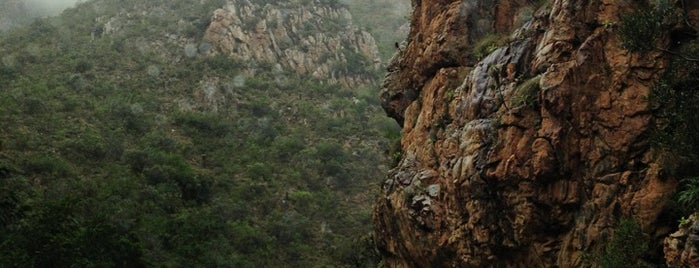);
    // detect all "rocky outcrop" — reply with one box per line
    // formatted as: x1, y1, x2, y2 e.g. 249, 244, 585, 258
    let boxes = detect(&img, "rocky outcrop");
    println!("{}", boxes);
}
665, 213, 699, 267
87, 0, 381, 113
374, 0, 689, 266
203, 0, 380, 86
92, 0, 380, 87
